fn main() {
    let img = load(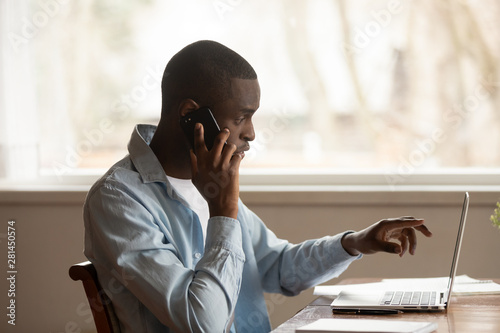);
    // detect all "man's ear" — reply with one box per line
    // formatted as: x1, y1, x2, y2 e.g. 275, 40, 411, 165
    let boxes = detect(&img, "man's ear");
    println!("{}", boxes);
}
178, 99, 200, 118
